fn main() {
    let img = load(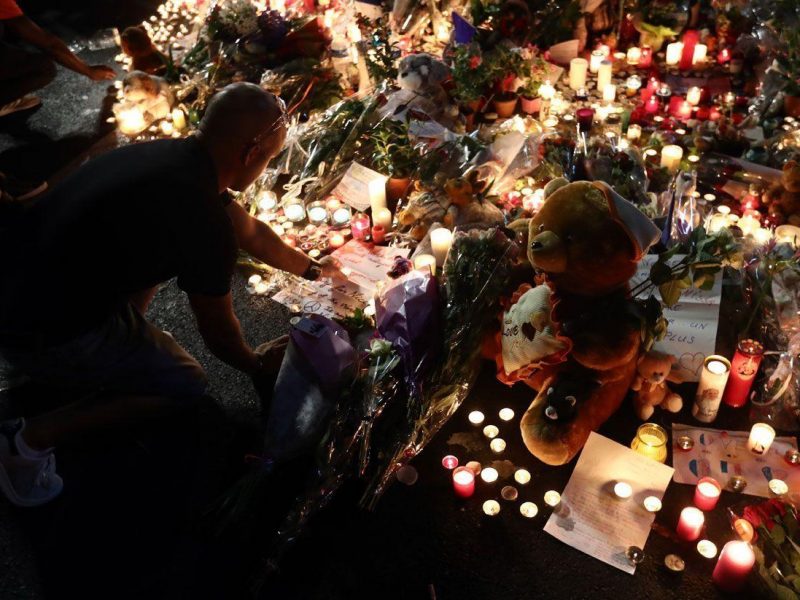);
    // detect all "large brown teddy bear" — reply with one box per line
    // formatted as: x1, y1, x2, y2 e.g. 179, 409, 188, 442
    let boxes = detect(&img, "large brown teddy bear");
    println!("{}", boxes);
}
764, 160, 800, 226
120, 26, 167, 75
493, 179, 660, 465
